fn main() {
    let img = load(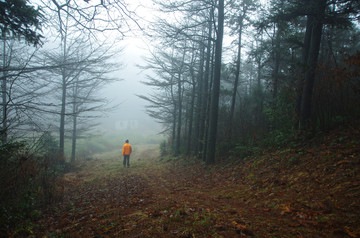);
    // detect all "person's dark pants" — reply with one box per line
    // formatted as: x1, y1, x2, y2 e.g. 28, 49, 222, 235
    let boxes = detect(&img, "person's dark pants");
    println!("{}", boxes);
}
123, 155, 130, 167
